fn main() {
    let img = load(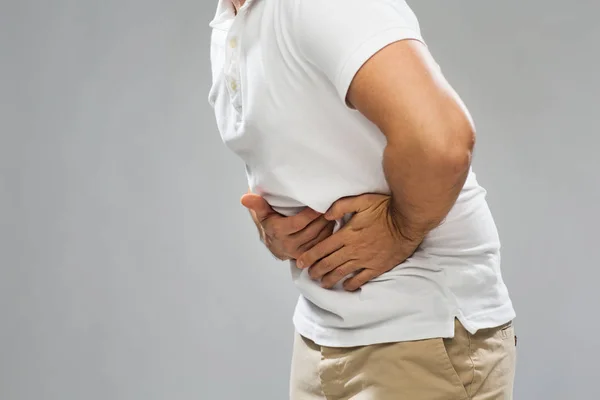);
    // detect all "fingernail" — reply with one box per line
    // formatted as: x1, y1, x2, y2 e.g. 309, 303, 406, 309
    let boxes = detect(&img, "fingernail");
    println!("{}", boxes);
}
296, 260, 304, 269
